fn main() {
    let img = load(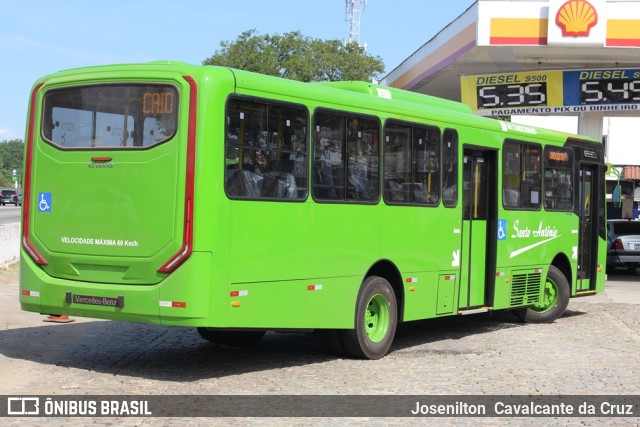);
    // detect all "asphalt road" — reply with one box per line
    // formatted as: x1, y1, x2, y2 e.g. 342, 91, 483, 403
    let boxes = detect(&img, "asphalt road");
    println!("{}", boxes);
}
0, 205, 20, 225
